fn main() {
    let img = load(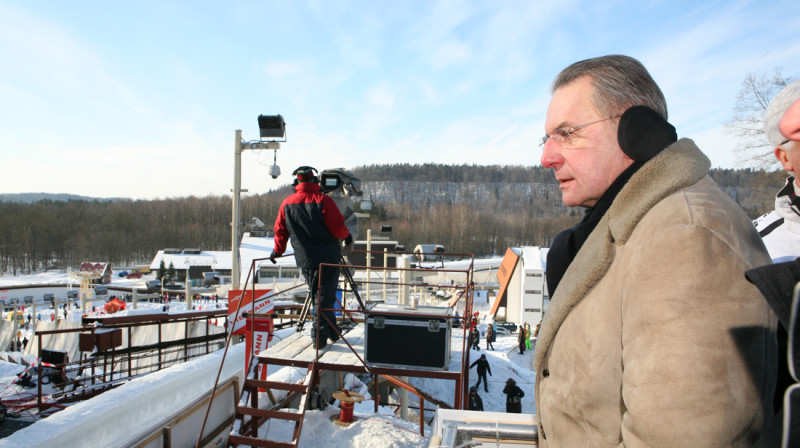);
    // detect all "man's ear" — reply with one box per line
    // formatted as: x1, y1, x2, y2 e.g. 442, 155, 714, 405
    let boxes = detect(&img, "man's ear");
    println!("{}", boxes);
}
617, 105, 677, 162
775, 146, 794, 172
